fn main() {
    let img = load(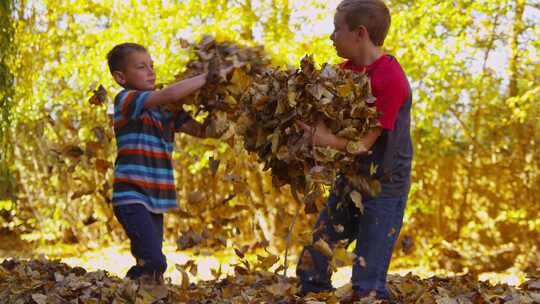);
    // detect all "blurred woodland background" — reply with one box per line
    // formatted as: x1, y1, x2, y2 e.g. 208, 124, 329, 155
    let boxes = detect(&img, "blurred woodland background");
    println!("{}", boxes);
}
0, 0, 539, 281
